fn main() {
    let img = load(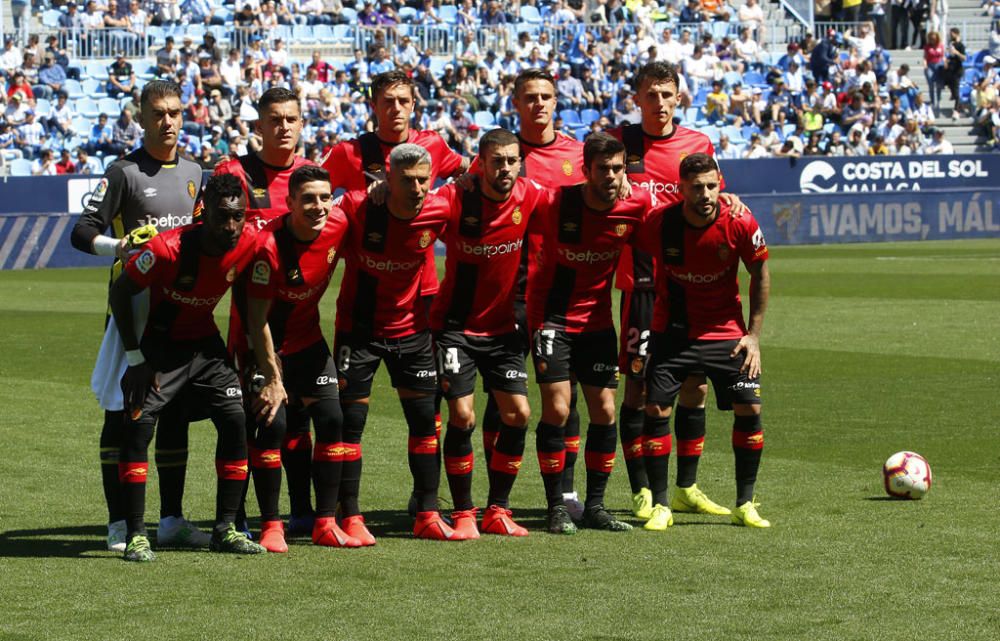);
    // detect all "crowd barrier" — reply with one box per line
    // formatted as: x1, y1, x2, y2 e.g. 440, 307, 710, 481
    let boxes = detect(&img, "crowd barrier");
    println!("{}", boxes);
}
0, 155, 998, 270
